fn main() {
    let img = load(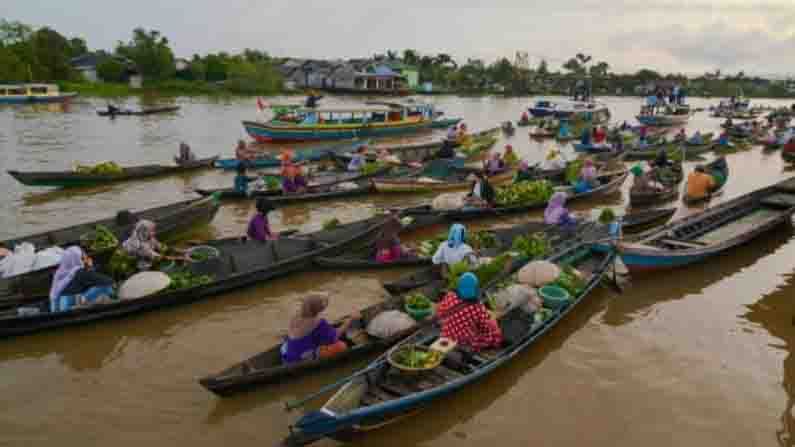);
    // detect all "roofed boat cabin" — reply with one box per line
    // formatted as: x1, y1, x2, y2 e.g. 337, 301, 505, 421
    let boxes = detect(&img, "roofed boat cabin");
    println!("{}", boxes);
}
0, 84, 78, 104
